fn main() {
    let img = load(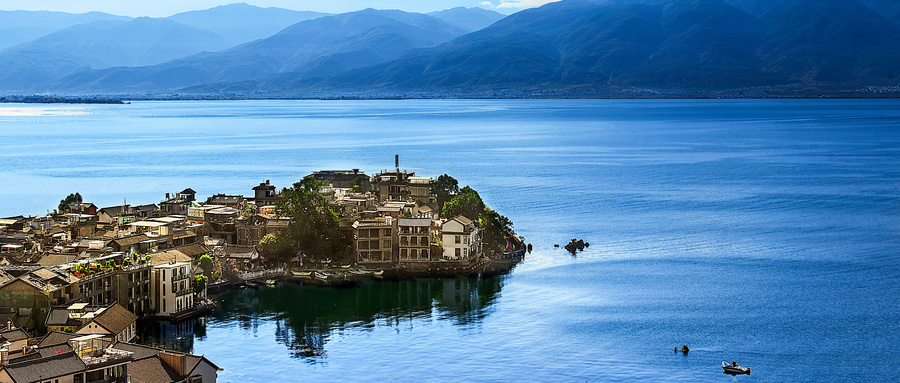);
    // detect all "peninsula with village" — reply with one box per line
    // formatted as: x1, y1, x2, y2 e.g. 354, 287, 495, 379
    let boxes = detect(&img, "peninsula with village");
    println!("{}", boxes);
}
0, 157, 525, 382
